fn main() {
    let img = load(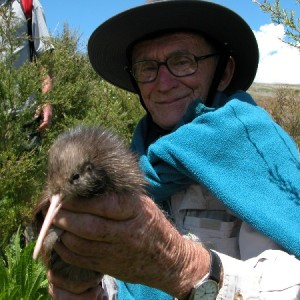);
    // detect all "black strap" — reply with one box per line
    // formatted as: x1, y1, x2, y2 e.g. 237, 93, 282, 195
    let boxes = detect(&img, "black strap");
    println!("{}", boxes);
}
209, 249, 222, 284
205, 49, 230, 107
20, 0, 36, 62
26, 17, 36, 62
